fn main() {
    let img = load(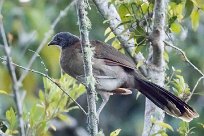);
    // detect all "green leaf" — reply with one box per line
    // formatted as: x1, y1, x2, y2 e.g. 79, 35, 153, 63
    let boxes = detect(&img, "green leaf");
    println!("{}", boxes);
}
171, 73, 190, 100
191, 0, 204, 7
103, 19, 110, 24
110, 129, 121, 136
125, 13, 132, 17
112, 39, 121, 50
104, 27, 111, 36
118, 4, 130, 21
6, 108, 17, 130
36, 120, 48, 135
170, 22, 182, 33
105, 32, 115, 43
184, 0, 194, 18
177, 121, 189, 135
156, 121, 174, 131
161, 131, 168, 136
191, 9, 200, 30
175, 69, 181, 73
0, 90, 8, 94
150, 116, 156, 123
141, 2, 149, 13
38, 90, 45, 102
29, 104, 44, 127
173, 3, 184, 21
58, 113, 73, 125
